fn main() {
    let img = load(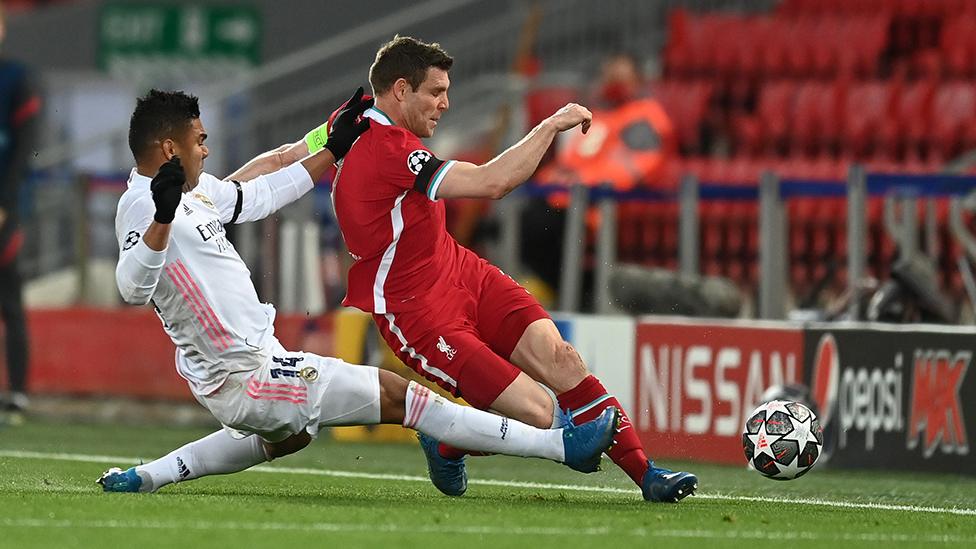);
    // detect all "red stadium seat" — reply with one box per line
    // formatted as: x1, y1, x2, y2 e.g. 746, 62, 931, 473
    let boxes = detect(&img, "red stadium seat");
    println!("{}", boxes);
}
737, 17, 773, 78
792, 81, 843, 156
852, 15, 891, 76
843, 81, 896, 156
784, 18, 819, 77
930, 81, 976, 158
665, 10, 728, 76
942, 21, 976, 79
879, 80, 935, 157
754, 80, 798, 154
650, 80, 714, 155
760, 23, 792, 77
